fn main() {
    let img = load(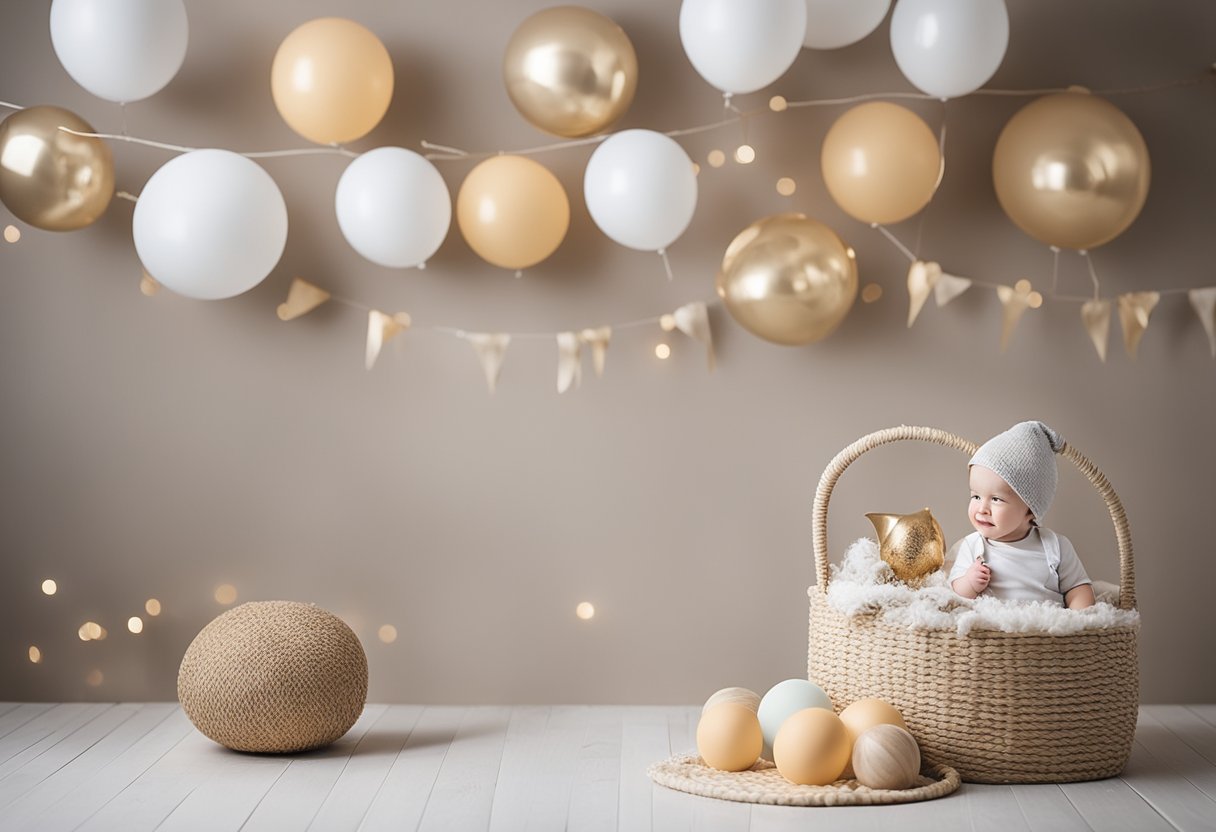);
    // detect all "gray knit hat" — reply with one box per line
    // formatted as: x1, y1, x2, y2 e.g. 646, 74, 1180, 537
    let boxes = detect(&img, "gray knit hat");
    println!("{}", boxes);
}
969, 421, 1064, 521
